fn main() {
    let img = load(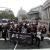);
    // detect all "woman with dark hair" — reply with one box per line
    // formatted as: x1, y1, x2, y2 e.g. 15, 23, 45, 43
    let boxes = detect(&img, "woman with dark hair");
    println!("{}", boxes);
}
42, 26, 47, 34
